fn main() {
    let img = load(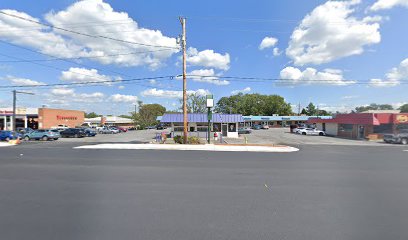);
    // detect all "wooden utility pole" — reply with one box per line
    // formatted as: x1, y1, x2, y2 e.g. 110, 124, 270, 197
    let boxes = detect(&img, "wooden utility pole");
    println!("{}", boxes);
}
179, 17, 188, 143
